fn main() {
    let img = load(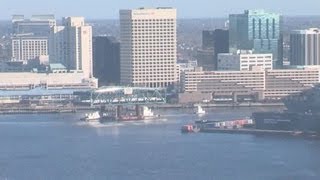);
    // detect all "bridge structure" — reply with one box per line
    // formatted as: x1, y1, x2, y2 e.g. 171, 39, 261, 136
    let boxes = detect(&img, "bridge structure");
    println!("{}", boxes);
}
89, 86, 166, 106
